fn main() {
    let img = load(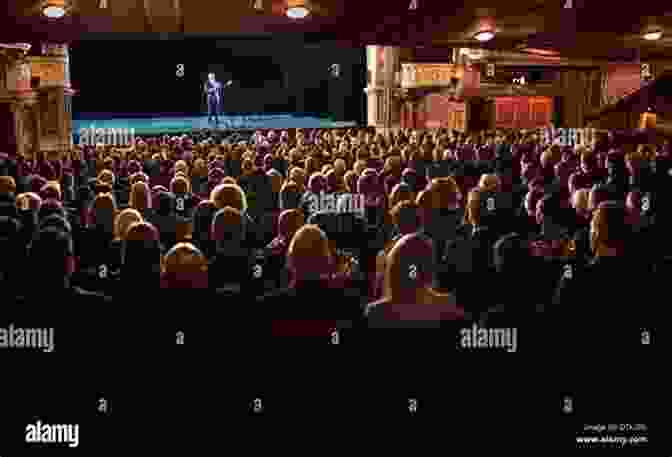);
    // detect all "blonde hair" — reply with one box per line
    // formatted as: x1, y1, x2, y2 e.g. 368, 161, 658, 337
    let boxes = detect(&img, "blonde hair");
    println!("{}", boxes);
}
572, 189, 590, 211
464, 189, 481, 226
287, 224, 332, 276
478, 174, 499, 192
16, 192, 42, 211
97, 169, 115, 187
170, 175, 191, 194
163, 242, 208, 275
114, 208, 143, 240
0, 176, 17, 194
210, 183, 248, 212
40, 181, 62, 201
130, 181, 151, 213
